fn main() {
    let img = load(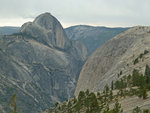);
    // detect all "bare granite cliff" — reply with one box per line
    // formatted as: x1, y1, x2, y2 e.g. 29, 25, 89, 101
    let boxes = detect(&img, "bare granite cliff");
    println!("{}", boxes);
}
75, 26, 150, 96
0, 13, 88, 113
20, 13, 71, 50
